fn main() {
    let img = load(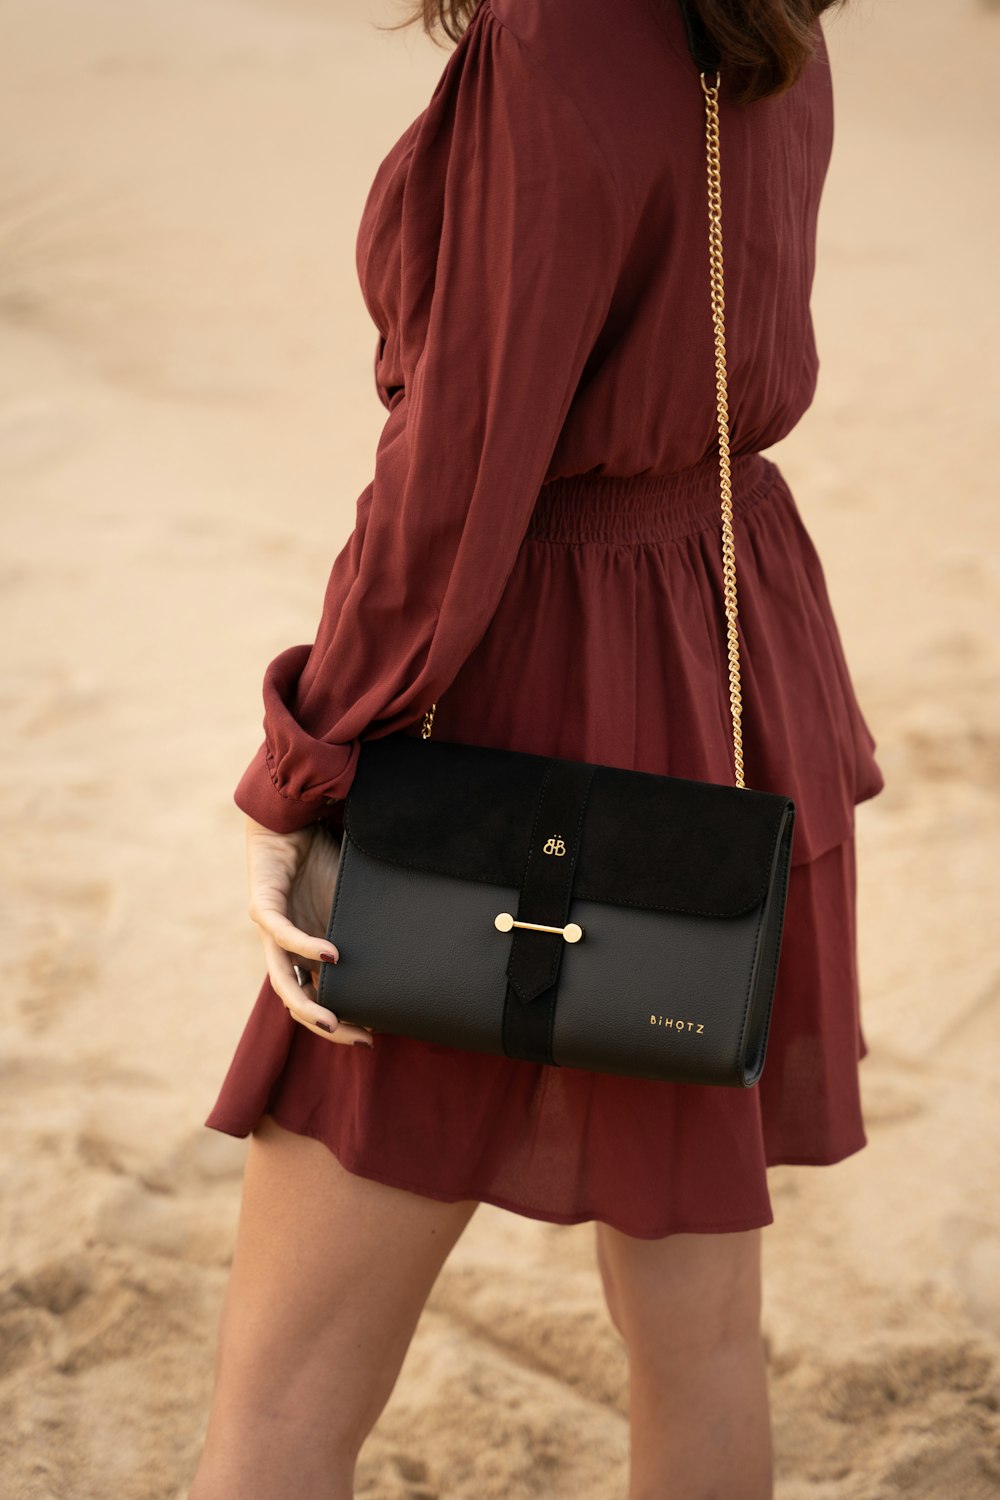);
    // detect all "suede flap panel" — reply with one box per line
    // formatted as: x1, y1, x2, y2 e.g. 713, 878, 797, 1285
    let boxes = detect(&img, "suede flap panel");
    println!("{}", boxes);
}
343, 732, 795, 918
